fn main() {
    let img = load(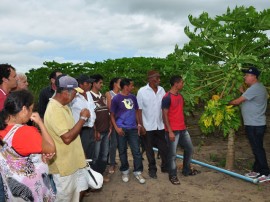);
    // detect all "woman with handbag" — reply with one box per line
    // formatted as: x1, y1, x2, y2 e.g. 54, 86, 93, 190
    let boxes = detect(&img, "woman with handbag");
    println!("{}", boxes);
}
0, 90, 56, 201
